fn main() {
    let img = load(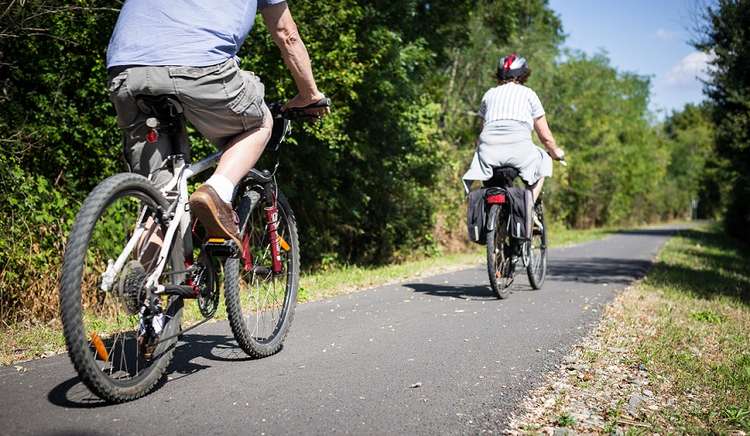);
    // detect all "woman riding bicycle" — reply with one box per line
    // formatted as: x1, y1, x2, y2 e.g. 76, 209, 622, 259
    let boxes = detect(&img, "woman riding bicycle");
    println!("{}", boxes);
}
462, 54, 564, 202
